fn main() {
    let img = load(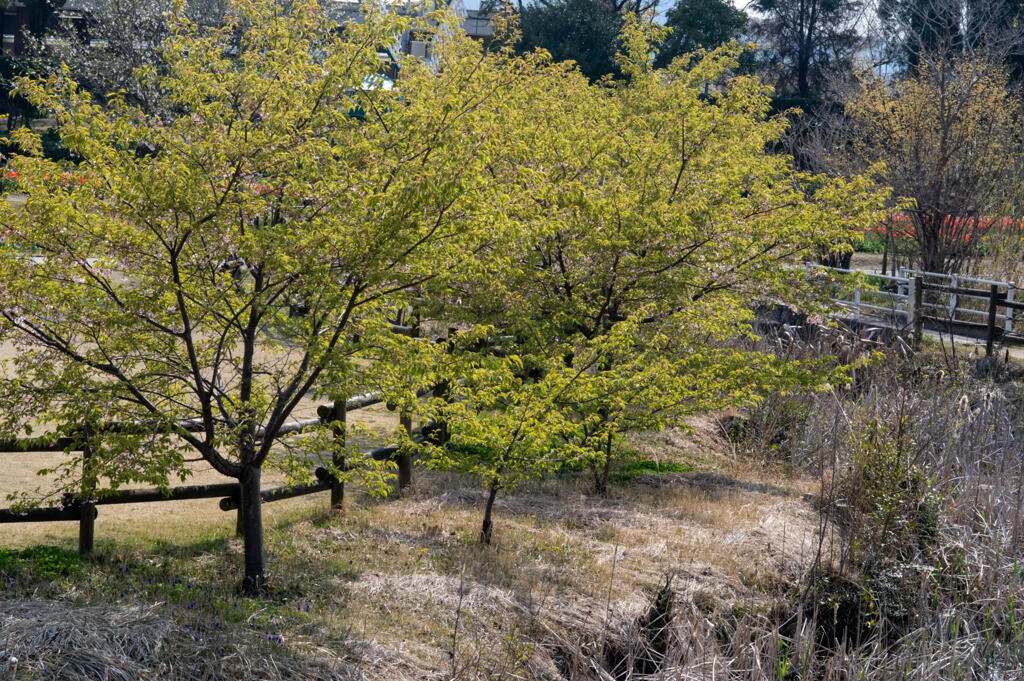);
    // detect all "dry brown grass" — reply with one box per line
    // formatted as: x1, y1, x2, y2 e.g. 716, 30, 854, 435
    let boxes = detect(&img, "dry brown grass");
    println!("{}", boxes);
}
0, 598, 361, 680
4, 327, 1024, 679
256, 419, 820, 680
0, 408, 828, 680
